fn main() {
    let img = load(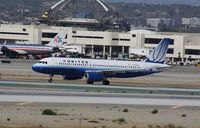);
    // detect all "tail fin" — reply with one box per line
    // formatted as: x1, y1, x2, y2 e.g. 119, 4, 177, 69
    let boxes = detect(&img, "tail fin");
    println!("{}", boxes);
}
3, 40, 7, 46
144, 38, 171, 64
46, 29, 67, 47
